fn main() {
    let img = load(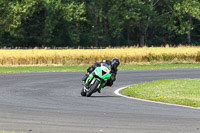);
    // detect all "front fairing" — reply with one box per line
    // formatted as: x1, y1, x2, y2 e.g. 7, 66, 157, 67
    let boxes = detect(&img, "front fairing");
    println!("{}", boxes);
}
85, 73, 94, 84
94, 66, 111, 80
84, 63, 111, 90
102, 73, 111, 80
